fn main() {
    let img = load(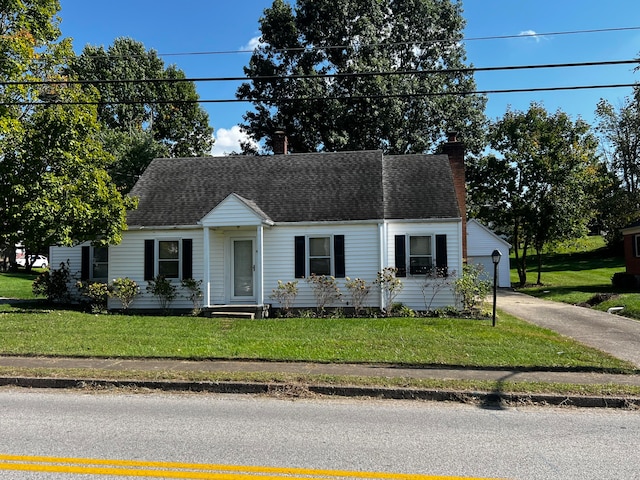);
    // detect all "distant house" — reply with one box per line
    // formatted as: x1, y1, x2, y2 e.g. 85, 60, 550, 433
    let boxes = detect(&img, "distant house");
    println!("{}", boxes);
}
50, 135, 468, 316
466, 219, 511, 288
621, 220, 640, 277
